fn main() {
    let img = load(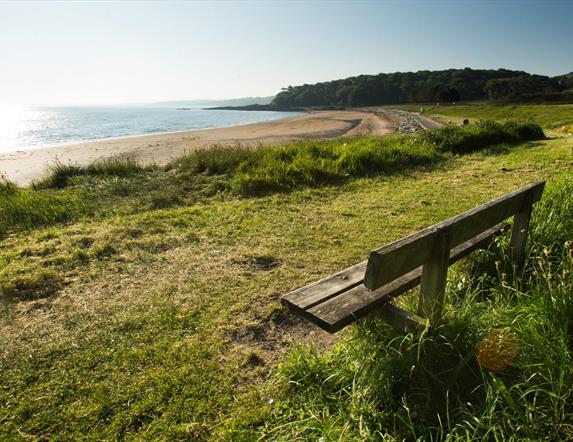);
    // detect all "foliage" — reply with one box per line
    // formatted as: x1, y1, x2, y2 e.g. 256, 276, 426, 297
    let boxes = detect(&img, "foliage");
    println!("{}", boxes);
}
0, 121, 546, 238
0, 129, 571, 440
0, 186, 86, 237
484, 74, 561, 100
271, 68, 569, 108
420, 120, 545, 154
32, 157, 157, 189
167, 145, 266, 176
231, 137, 441, 195
396, 103, 573, 131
